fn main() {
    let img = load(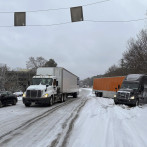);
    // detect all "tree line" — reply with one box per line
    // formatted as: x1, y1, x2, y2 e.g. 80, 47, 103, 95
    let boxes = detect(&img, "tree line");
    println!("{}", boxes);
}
0, 58, 57, 91
0, 29, 147, 89
82, 29, 147, 87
